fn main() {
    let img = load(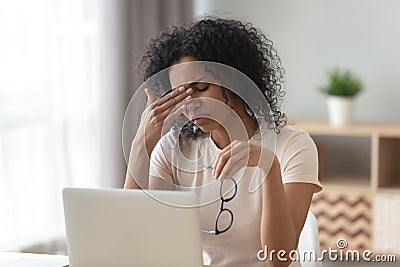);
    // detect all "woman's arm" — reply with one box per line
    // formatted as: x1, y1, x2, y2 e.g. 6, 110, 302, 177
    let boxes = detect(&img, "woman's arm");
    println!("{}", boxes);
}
124, 135, 152, 189
211, 140, 319, 267
260, 157, 315, 267
149, 175, 176, 190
